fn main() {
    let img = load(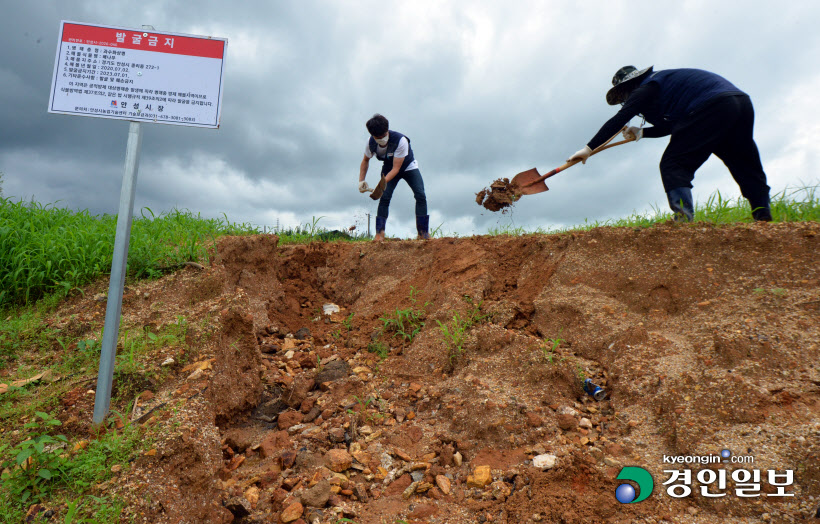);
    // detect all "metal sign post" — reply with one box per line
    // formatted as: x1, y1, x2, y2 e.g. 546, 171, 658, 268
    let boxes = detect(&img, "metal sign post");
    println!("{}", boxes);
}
46, 20, 227, 425
92, 120, 142, 424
